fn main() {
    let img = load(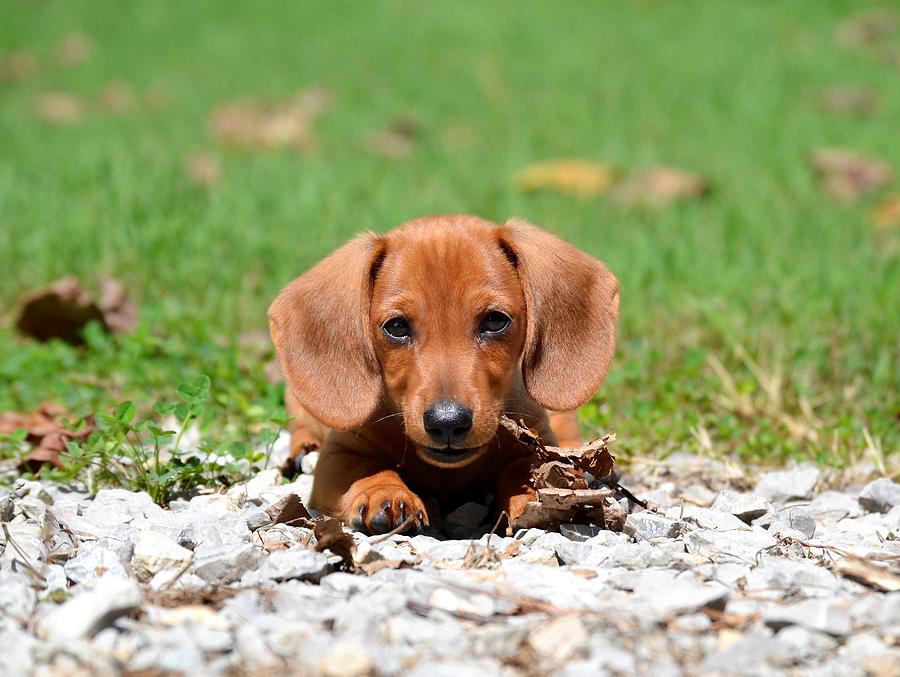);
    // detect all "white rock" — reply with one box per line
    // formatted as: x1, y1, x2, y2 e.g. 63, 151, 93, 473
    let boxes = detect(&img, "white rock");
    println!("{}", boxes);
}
764, 599, 853, 636
859, 478, 900, 514
755, 466, 820, 503
624, 513, 684, 540
64, 545, 128, 584
711, 490, 771, 522
35, 575, 142, 640
301, 451, 319, 475
192, 542, 265, 583
130, 531, 193, 581
666, 505, 750, 532
528, 615, 588, 663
